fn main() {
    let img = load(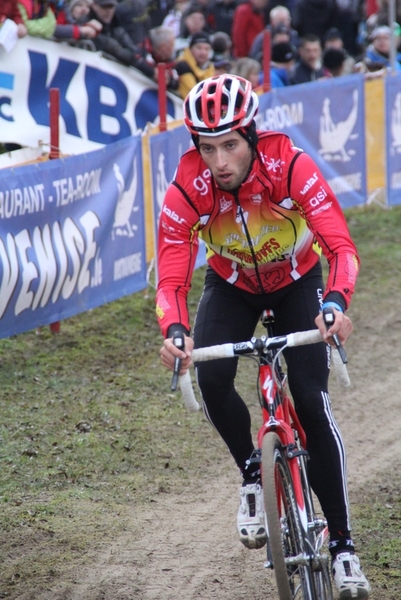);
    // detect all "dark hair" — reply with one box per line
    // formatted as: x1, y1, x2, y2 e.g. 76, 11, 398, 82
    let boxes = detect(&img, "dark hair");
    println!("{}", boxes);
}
323, 47, 346, 71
